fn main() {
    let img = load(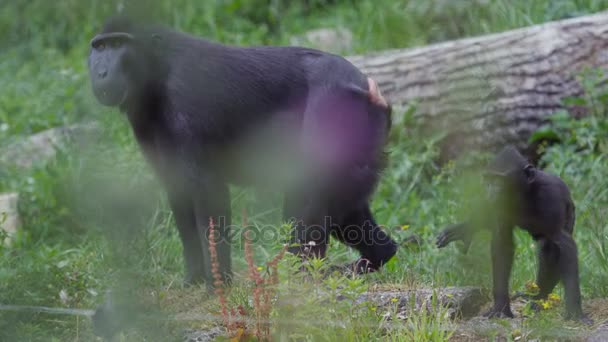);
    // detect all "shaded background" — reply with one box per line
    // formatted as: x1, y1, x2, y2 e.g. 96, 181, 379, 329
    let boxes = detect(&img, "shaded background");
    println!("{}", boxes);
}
1, 0, 608, 340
